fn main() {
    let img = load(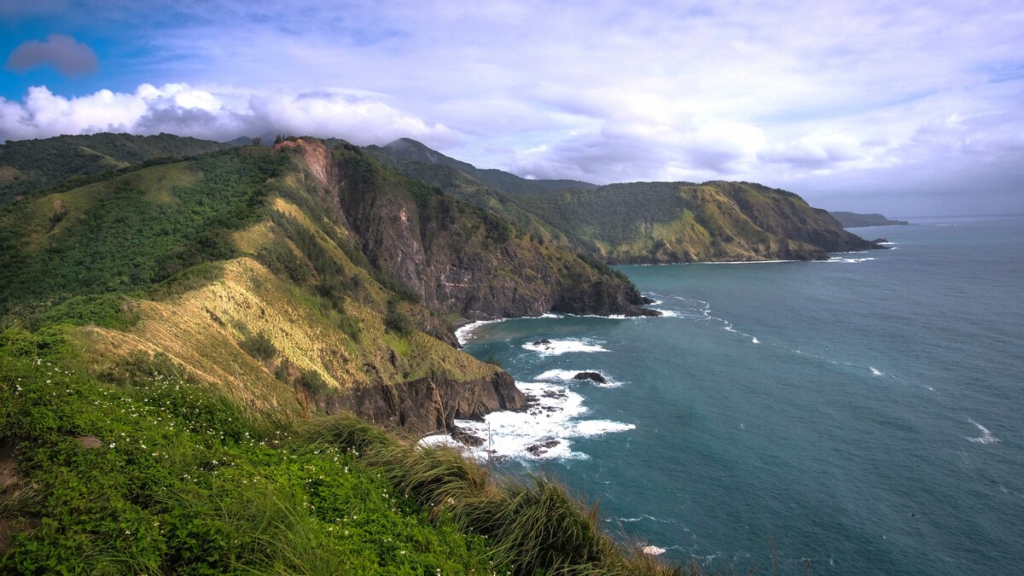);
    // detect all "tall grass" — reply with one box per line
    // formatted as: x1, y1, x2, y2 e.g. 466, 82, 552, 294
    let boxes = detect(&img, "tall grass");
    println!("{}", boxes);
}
299, 414, 684, 576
